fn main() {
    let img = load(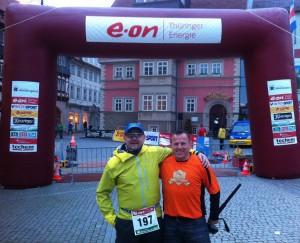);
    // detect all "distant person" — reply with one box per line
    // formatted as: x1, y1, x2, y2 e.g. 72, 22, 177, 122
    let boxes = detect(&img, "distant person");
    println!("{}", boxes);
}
198, 123, 207, 137
218, 126, 226, 150
96, 123, 210, 243
160, 130, 220, 243
83, 121, 88, 137
56, 122, 64, 139
67, 122, 73, 135
213, 117, 220, 138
